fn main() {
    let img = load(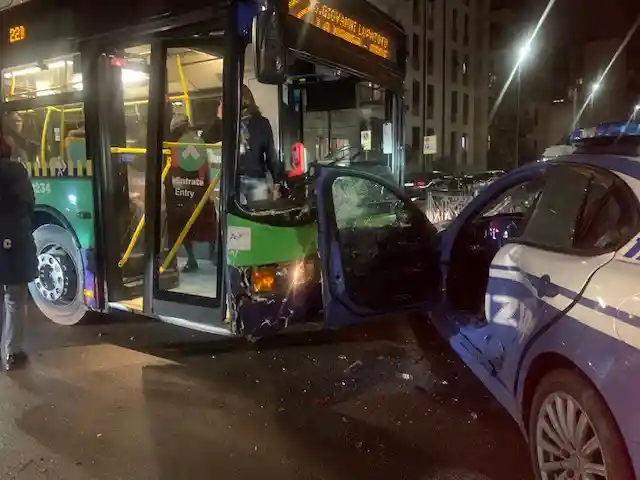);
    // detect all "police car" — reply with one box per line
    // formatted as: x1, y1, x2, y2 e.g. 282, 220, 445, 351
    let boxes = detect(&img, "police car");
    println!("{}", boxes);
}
318, 122, 640, 479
